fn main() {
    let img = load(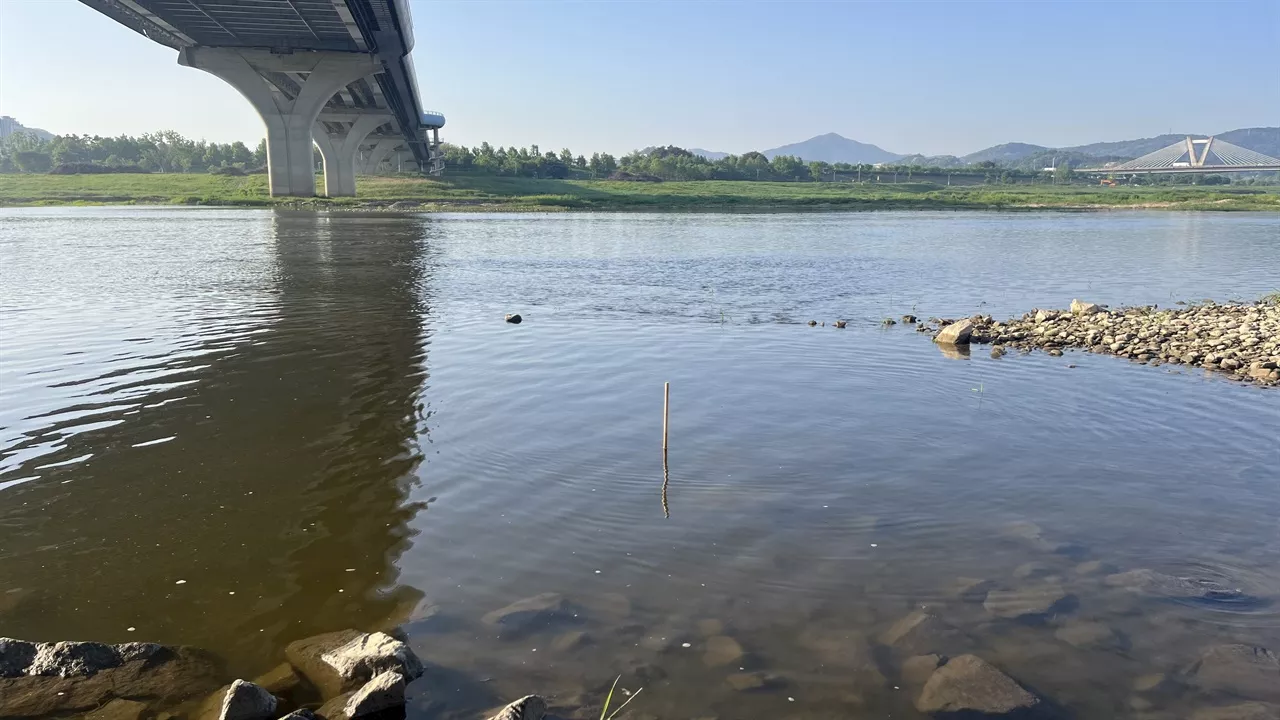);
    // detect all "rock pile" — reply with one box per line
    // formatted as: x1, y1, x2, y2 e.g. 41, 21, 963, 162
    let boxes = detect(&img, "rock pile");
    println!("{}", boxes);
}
0, 631, 425, 720
929, 299, 1280, 386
